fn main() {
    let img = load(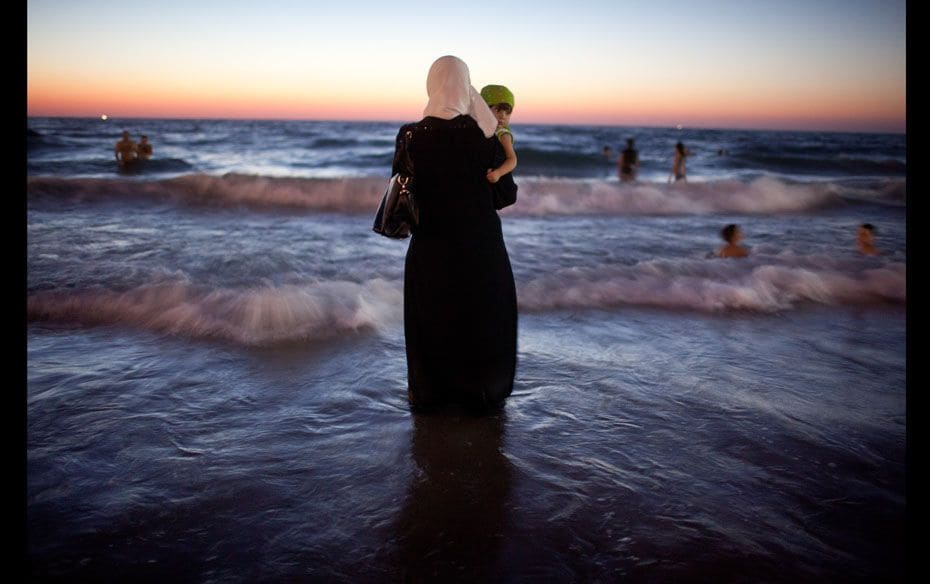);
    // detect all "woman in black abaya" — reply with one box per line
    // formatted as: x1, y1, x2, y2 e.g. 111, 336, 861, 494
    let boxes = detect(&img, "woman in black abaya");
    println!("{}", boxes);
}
394, 55, 518, 413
